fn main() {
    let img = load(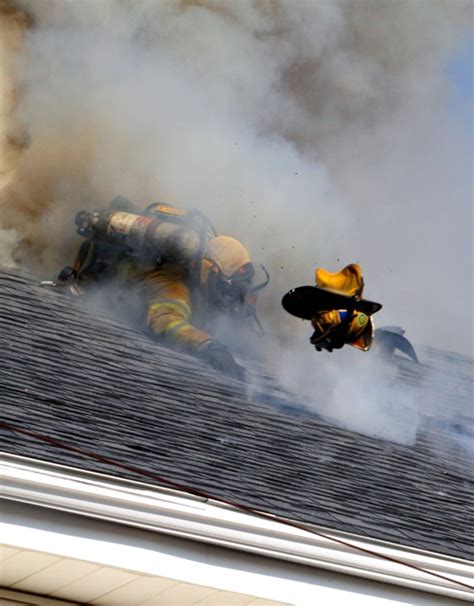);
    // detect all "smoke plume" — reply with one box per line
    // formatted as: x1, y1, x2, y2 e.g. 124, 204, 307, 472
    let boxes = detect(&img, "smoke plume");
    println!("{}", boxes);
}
0, 1, 472, 443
